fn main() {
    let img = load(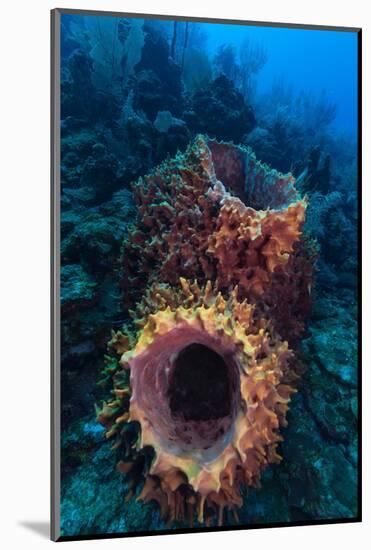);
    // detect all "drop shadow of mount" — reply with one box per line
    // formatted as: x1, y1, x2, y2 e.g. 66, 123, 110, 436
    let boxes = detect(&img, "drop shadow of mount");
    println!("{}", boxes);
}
18, 521, 49, 539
